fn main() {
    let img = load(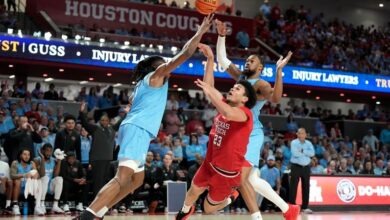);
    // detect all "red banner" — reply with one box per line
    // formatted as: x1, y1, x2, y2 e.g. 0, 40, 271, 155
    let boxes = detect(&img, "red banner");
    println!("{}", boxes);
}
26, 0, 254, 44
296, 176, 390, 205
